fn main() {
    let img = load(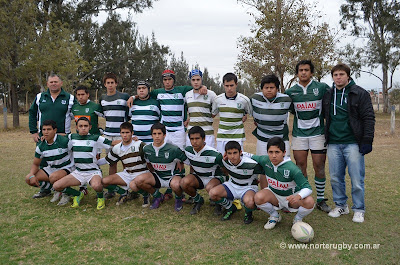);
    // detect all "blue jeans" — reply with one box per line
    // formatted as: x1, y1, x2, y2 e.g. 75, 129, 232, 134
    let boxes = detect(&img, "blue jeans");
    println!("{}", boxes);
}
327, 144, 365, 212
